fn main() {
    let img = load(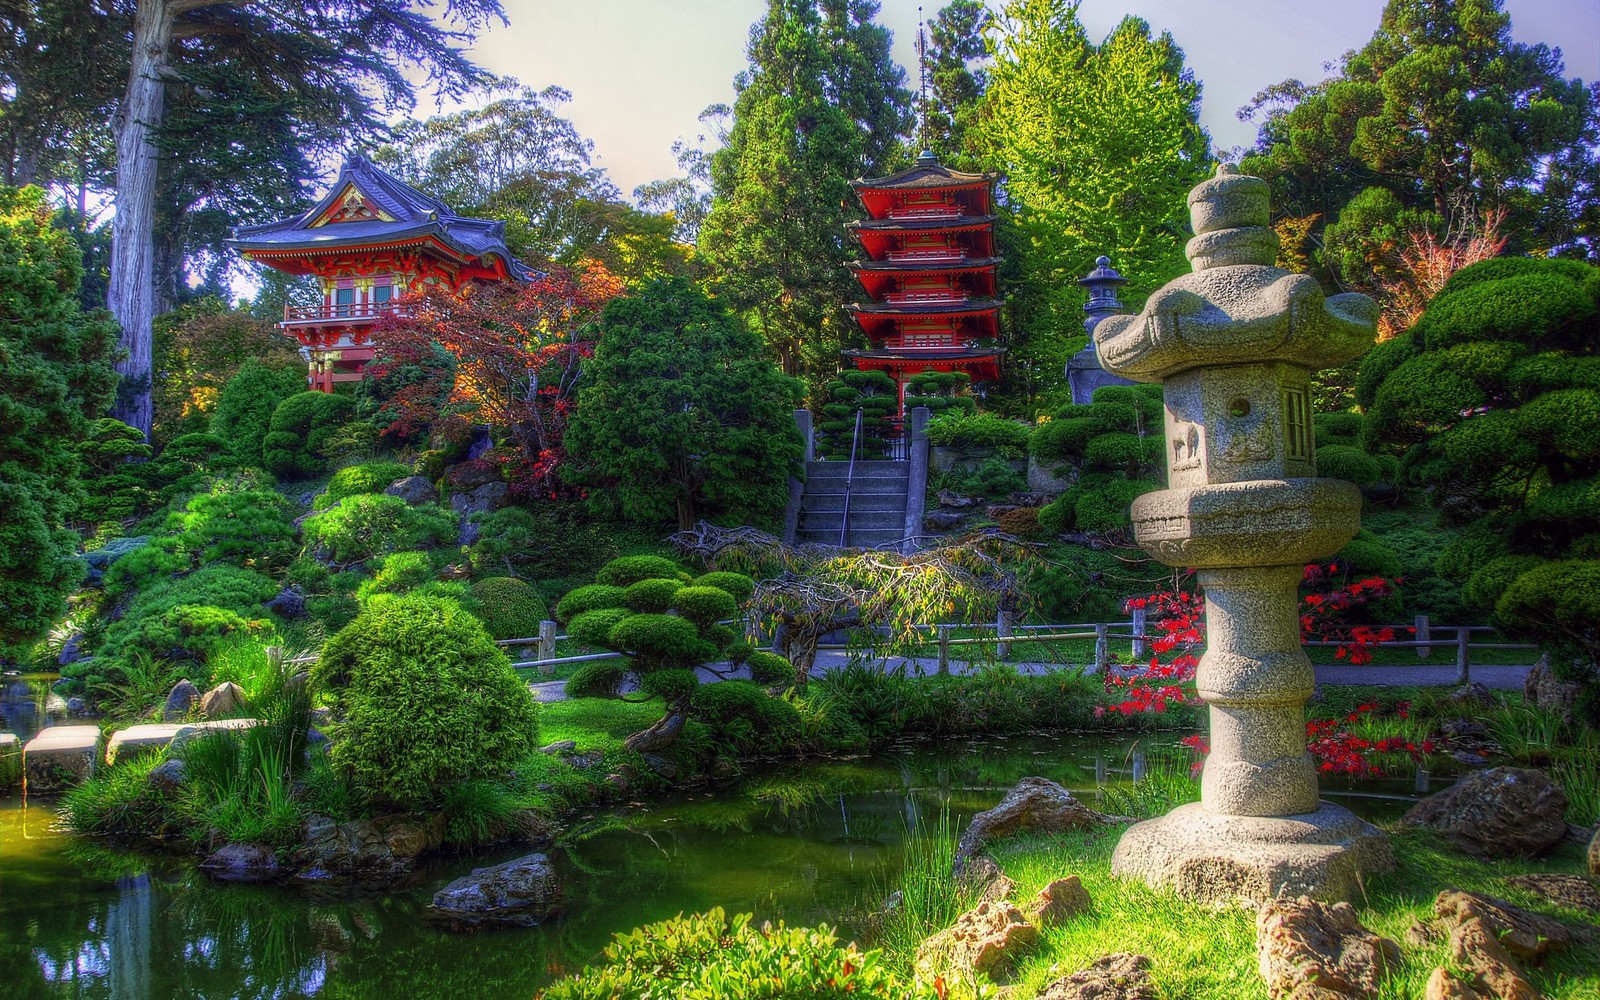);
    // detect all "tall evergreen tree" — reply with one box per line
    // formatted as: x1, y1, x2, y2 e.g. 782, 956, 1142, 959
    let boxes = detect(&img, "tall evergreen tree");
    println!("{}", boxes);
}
698, 0, 913, 401
919, 0, 990, 164
1240, 0, 1599, 290
970, 0, 1210, 411
0, 187, 119, 654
